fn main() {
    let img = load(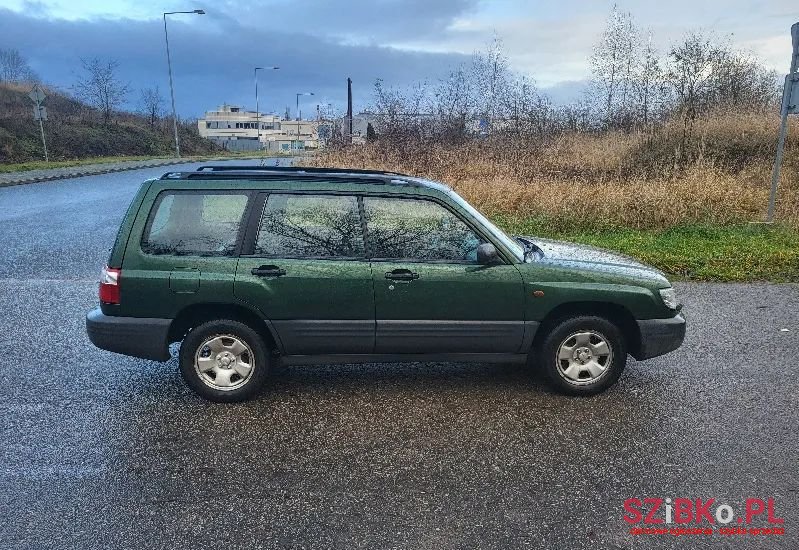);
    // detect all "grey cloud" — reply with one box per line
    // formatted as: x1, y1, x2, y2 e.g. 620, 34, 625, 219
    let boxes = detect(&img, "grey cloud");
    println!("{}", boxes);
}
0, 7, 471, 117
199, 0, 480, 44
